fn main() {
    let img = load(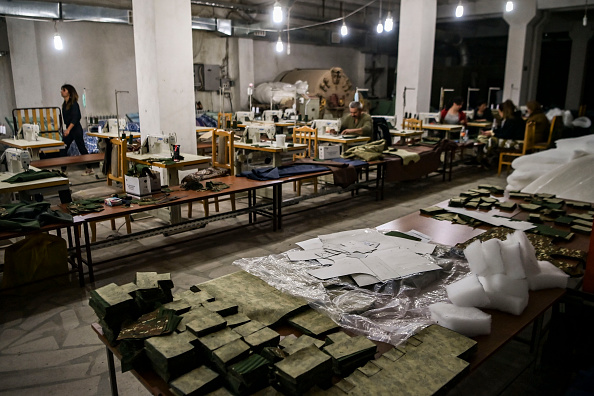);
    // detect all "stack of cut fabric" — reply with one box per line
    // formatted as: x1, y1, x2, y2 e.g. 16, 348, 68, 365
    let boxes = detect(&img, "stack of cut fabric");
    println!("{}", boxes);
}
226, 354, 270, 395
134, 272, 174, 312
144, 332, 197, 382
88, 283, 138, 344
322, 335, 377, 376
169, 365, 220, 396
211, 339, 251, 373
273, 345, 333, 395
